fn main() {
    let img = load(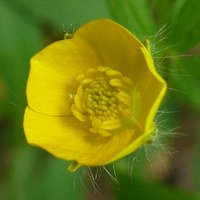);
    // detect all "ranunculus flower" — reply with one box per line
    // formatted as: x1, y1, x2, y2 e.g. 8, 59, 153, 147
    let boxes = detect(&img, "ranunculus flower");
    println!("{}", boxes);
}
23, 19, 167, 172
